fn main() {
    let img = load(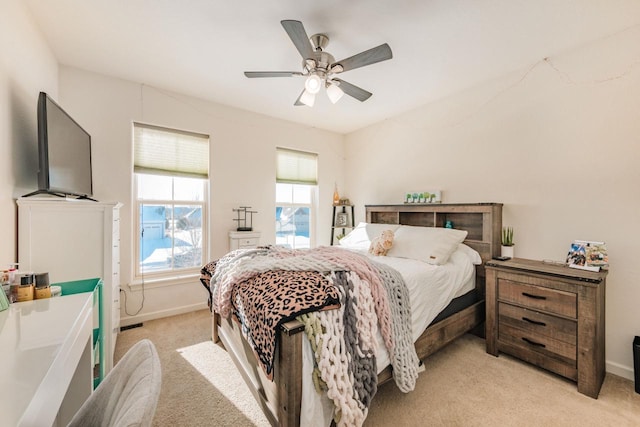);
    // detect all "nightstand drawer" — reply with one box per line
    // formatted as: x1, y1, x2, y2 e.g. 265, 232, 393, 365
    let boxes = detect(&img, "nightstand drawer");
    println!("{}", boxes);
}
499, 322, 577, 365
229, 231, 261, 251
238, 238, 259, 247
498, 279, 577, 318
498, 302, 576, 345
